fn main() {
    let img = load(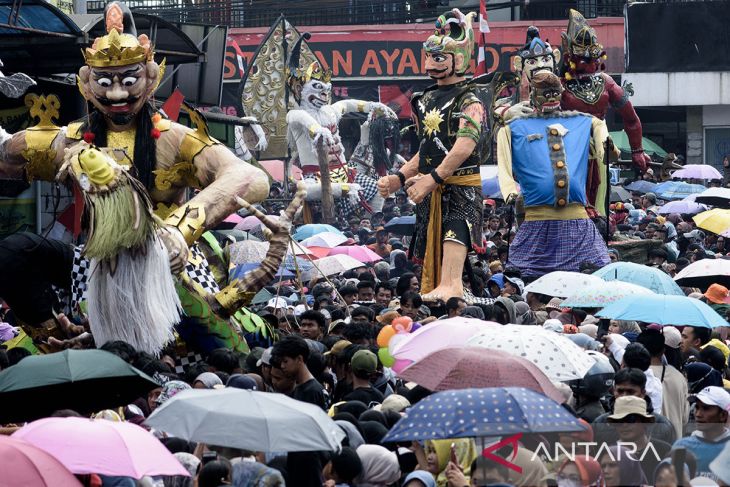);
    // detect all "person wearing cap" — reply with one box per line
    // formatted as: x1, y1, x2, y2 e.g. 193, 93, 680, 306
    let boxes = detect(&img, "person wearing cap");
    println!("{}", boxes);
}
607, 395, 672, 481
256, 347, 273, 391
367, 226, 392, 258
502, 276, 525, 297
673, 386, 730, 478
266, 297, 290, 318
703, 284, 730, 319
343, 349, 384, 405
641, 192, 657, 211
